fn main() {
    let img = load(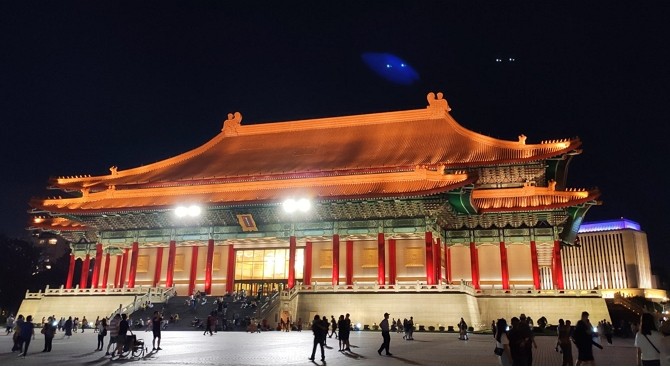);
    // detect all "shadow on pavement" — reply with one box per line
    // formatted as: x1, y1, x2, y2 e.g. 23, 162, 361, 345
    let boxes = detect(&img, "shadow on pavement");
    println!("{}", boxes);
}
388, 355, 422, 365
